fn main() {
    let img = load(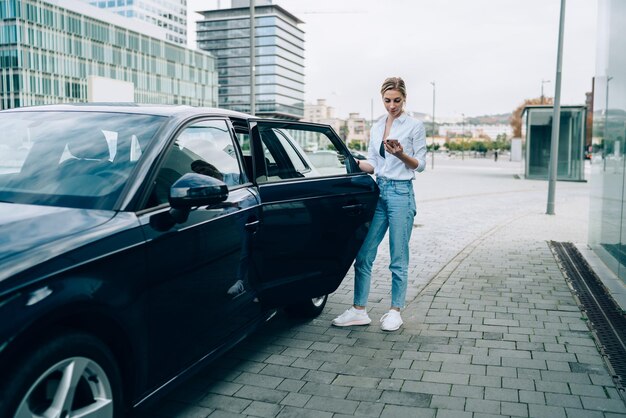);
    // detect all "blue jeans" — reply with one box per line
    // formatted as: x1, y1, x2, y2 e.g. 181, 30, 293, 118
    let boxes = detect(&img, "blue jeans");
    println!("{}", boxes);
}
354, 178, 416, 309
